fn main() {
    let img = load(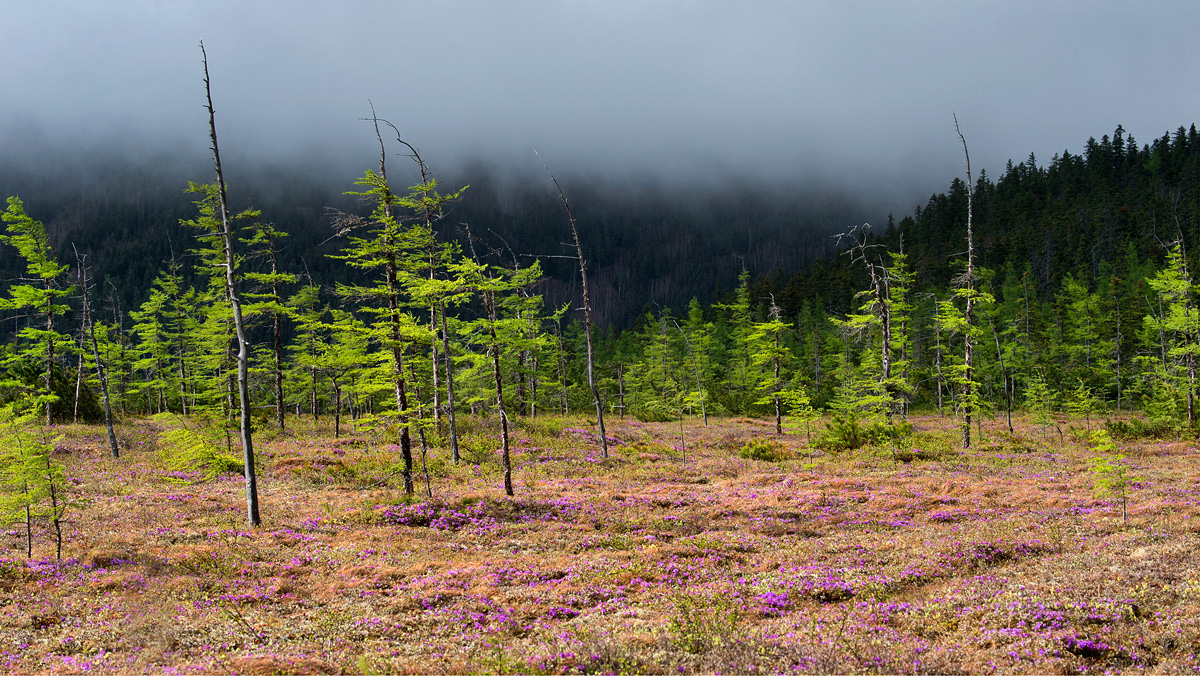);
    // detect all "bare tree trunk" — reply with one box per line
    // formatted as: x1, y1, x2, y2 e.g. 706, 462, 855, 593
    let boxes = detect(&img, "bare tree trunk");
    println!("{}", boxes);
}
489, 314, 513, 496
202, 42, 260, 526
440, 303, 460, 464
73, 343, 84, 424
540, 156, 608, 458
75, 247, 119, 457
465, 230, 515, 496
955, 113, 976, 449
333, 378, 342, 438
